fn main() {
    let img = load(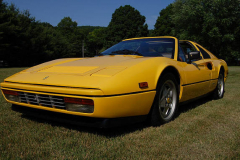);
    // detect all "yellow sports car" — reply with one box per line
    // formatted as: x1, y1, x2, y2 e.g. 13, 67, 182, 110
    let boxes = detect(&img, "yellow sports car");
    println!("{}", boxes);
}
1, 36, 228, 127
